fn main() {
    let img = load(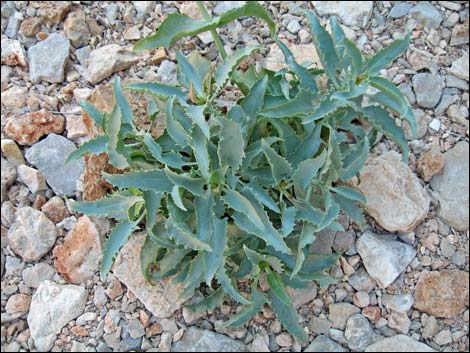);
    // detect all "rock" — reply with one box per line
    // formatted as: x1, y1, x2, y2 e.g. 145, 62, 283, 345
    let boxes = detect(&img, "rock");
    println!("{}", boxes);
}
1, 85, 28, 110
382, 294, 414, 313
5, 11, 22, 38
113, 233, 185, 318
417, 148, 444, 182
389, 2, 413, 18
428, 118, 440, 131
365, 335, 436, 352
263, 43, 320, 72
430, 142, 469, 230
19, 17, 42, 37
156, 60, 177, 85
249, 334, 270, 352
308, 317, 332, 334
409, 2, 443, 29
6, 293, 31, 314
348, 267, 376, 292
328, 303, 360, 330
333, 231, 354, 253
105, 3, 119, 24
17, 165, 47, 193
387, 311, 411, 334
304, 335, 347, 352
28, 280, 87, 351
1, 38, 27, 66
352, 152, 429, 232
412, 73, 444, 108
448, 52, 469, 81
22, 262, 55, 288
172, 327, 249, 352
28, 33, 70, 83
64, 10, 91, 48
311, 1, 373, 27
37, 1, 72, 26
121, 322, 143, 351
450, 23, 469, 46
25, 134, 84, 197
41, 196, 69, 224
433, 329, 452, 345
276, 333, 293, 348
353, 291, 370, 308
357, 231, 416, 288
286, 19, 301, 34
5, 255, 24, 276
422, 315, 439, 339
66, 114, 89, 139
132, 1, 155, 19
213, 1, 246, 16
413, 270, 469, 318
1, 139, 25, 166
287, 281, 317, 309
86, 44, 140, 84
53, 216, 101, 284
124, 26, 141, 40
1, 158, 16, 202
404, 109, 430, 140
5, 110, 65, 146
345, 314, 378, 351
8, 207, 57, 262
362, 306, 382, 324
